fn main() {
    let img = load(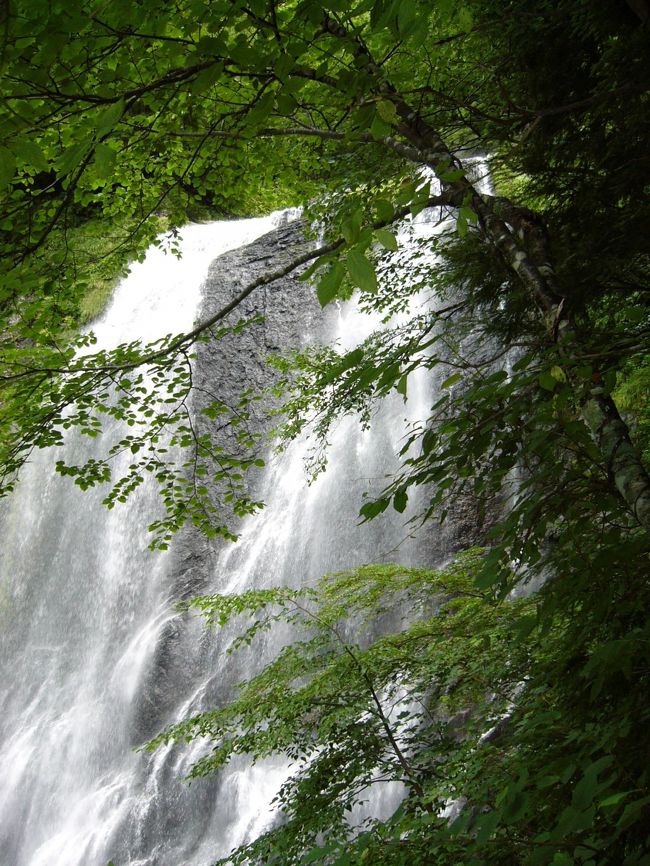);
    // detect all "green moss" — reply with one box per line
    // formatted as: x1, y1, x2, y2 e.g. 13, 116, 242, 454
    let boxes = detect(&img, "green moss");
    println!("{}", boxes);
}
614, 356, 650, 465
76, 217, 169, 324
77, 278, 117, 324
42, 214, 170, 326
